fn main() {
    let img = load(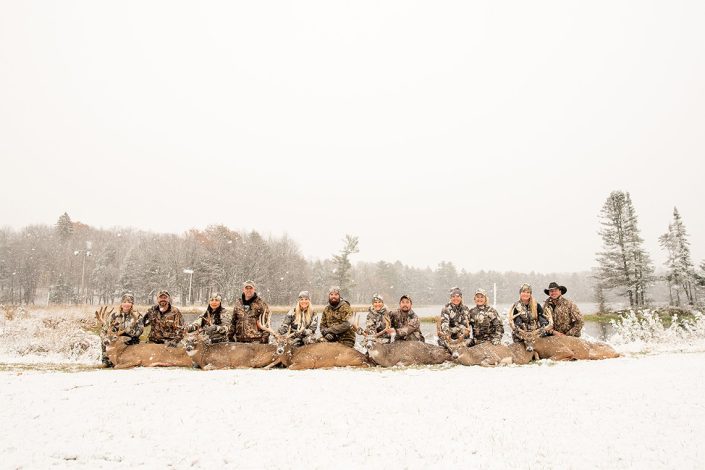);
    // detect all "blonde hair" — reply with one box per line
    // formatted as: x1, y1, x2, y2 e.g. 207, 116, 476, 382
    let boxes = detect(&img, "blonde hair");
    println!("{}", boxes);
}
508, 294, 538, 323
294, 301, 313, 329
